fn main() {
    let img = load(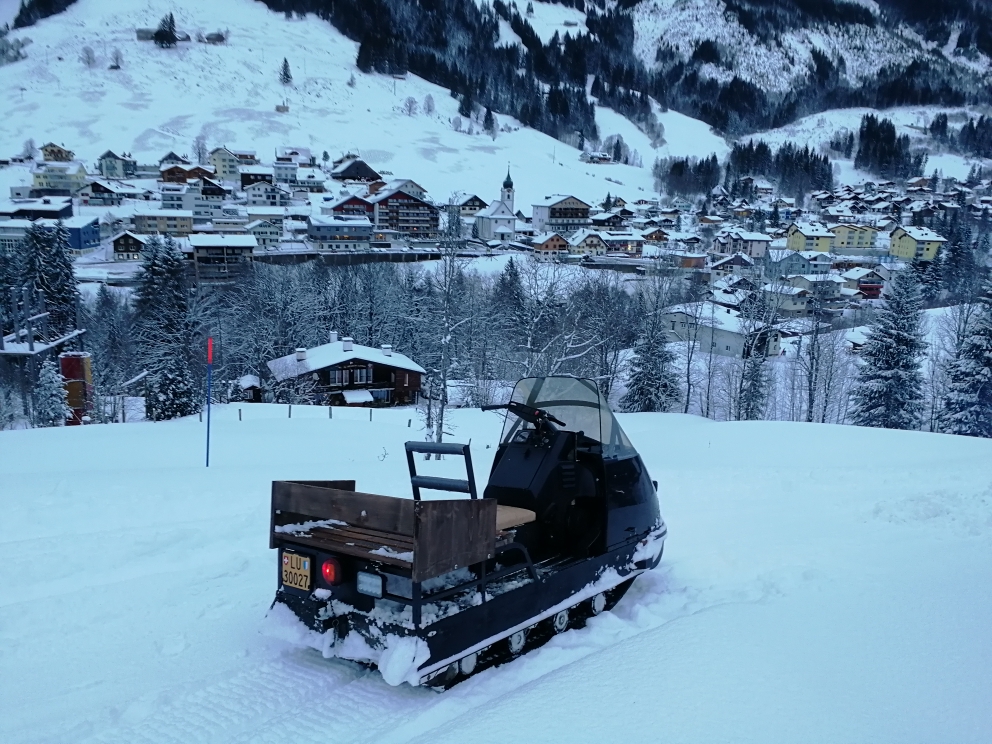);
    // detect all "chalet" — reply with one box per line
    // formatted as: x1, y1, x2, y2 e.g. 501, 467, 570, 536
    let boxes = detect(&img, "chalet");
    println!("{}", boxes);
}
240, 165, 274, 189
762, 283, 810, 318
785, 274, 847, 302
599, 231, 644, 255
531, 195, 592, 234
567, 229, 608, 257
266, 333, 424, 406
209, 147, 247, 181
161, 178, 229, 222
246, 219, 280, 248
641, 227, 670, 243
97, 151, 137, 179
112, 231, 151, 261
449, 192, 488, 218
32, 161, 88, 195
293, 167, 326, 192
324, 193, 373, 218
663, 301, 781, 358
245, 181, 293, 208
663, 249, 706, 269
590, 212, 625, 230
133, 209, 193, 236
276, 146, 313, 166
889, 225, 946, 262
368, 189, 439, 238
306, 215, 373, 251
697, 214, 724, 227
713, 229, 772, 258
76, 179, 151, 206
330, 156, 382, 183
159, 151, 190, 167
710, 253, 756, 281
160, 163, 216, 183
532, 232, 568, 261
188, 234, 257, 284
41, 143, 74, 162
765, 249, 832, 278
